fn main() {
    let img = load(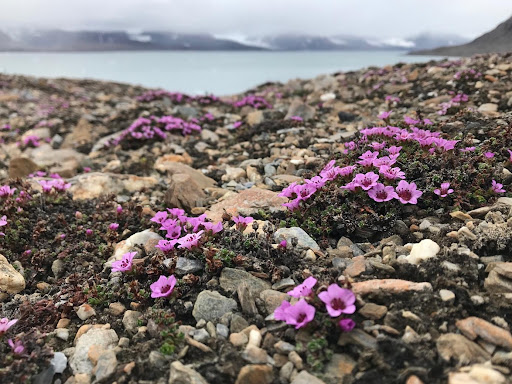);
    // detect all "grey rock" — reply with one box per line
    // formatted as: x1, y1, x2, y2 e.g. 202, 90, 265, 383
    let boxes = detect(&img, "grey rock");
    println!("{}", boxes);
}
93, 350, 117, 383
230, 314, 249, 333
176, 257, 203, 275
169, 361, 209, 384
216, 323, 229, 339
238, 282, 259, 316
291, 370, 326, 384
51, 352, 67, 374
220, 268, 271, 296
149, 350, 167, 369
436, 333, 491, 366
274, 227, 320, 251
192, 328, 210, 343
192, 290, 237, 322
123, 310, 142, 333
69, 328, 118, 374
285, 100, 315, 120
